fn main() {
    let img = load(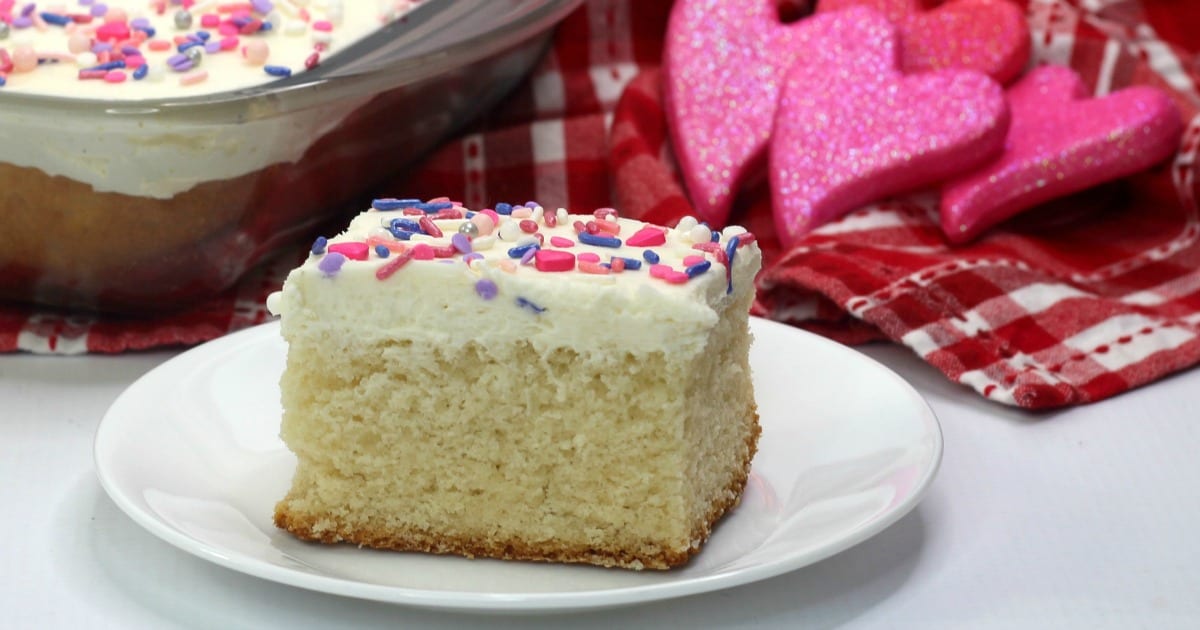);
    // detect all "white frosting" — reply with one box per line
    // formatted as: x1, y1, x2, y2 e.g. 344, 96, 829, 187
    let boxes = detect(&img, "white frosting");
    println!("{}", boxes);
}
270, 204, 763, 355
0, 1, 417, 198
